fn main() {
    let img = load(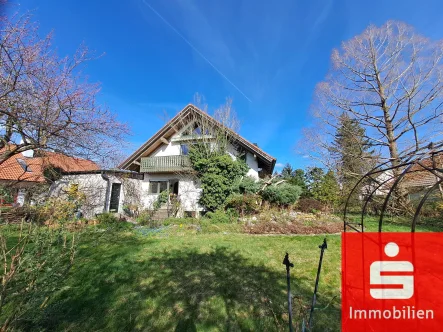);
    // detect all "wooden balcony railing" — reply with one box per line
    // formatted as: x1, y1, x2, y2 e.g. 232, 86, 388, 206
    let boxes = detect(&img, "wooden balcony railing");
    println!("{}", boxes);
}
140, 155, 193, 173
